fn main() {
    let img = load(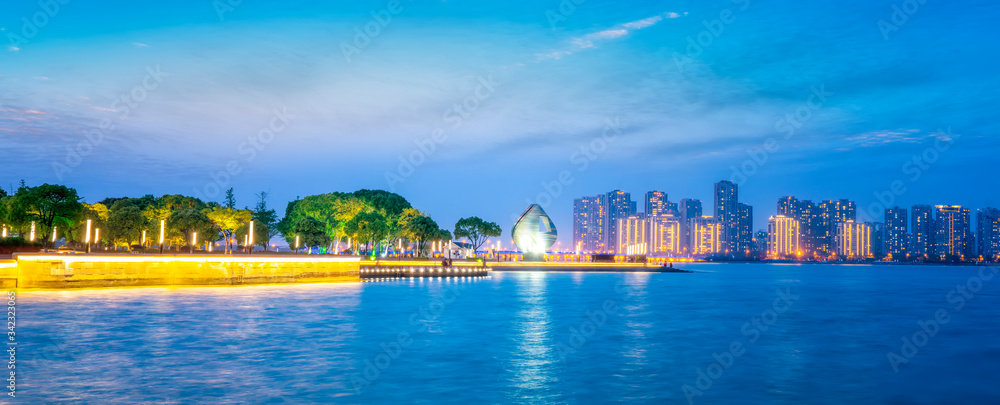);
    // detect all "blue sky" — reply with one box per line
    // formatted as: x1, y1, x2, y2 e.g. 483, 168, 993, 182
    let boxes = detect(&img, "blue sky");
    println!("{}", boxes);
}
2, 0, 998, 246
